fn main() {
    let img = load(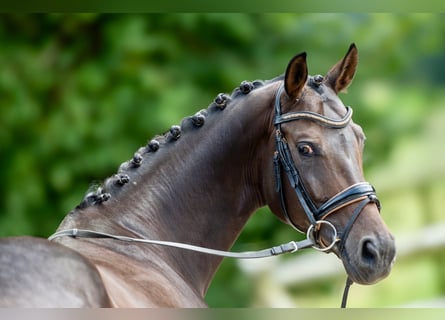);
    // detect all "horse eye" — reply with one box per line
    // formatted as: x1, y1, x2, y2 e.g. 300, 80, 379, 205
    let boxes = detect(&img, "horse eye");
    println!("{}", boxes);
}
297, 143, 315, 156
